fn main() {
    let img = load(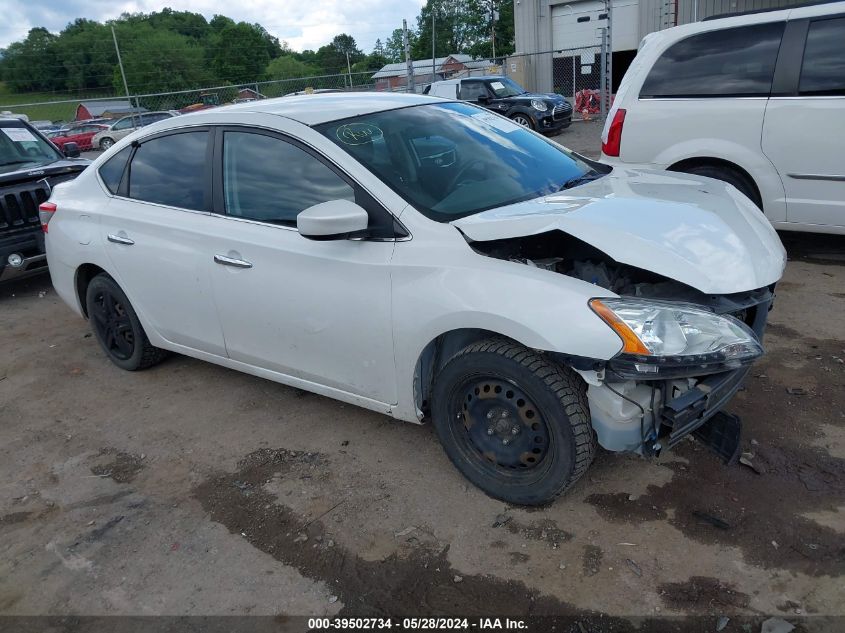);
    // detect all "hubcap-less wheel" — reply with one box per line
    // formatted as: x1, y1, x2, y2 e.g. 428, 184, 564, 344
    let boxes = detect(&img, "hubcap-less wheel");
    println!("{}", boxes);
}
511, 114, 532, 128
456, 378, 549, 472
100, 138, 113, 150
90, 289, 135, 360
